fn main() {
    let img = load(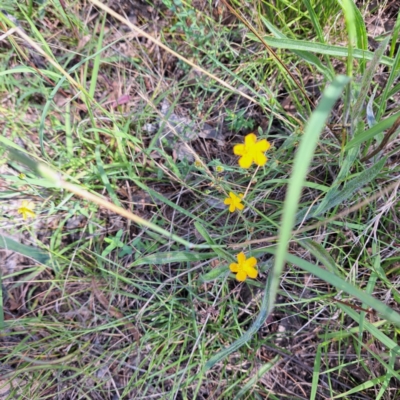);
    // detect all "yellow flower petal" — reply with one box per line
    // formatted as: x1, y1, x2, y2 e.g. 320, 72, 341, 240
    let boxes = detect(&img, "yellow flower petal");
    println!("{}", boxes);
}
17, 201, 36, 220
236, 202, 244, 211
236, 270, 247, 281
238, 154, 253, 168
255, 139, 270, 152
244, 133, 257, 145
234, 133, 271, 168
246, 266, 258, 279
237, 252, 246, 263
233, 143, 245, 156
254, 152, 267, 167
225, 192, 244, 213
229, 252, 259, 281
245, 257, 257, 268
229, 262, 239, 272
